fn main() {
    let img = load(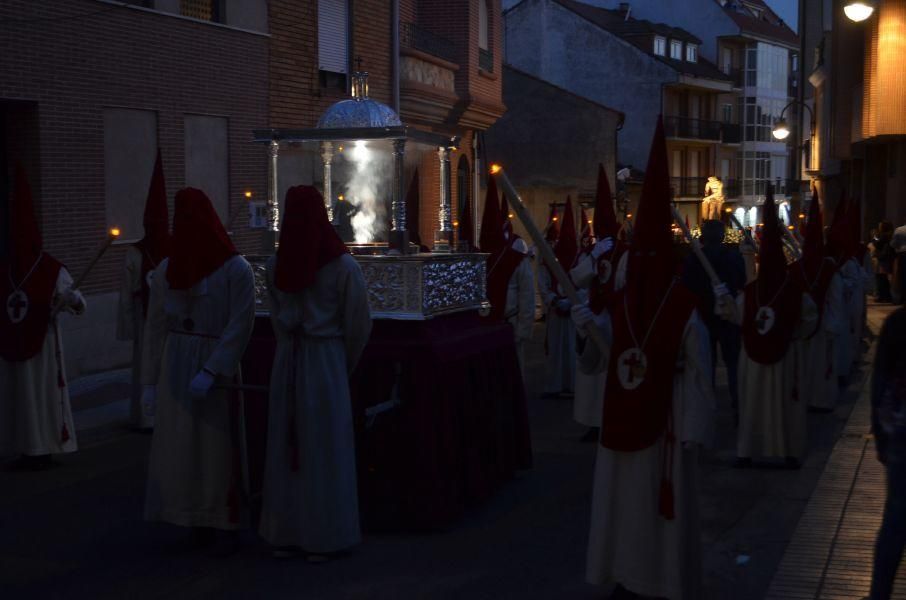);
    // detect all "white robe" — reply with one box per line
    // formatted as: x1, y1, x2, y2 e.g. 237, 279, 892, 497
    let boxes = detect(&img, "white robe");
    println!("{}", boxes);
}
142, 255, 256, 530
0, 268, 85, 457
579, 310, 714, 599
797, 271, 845, 411
736, 293, 818, 460
835, 259, 864, 377
258, 254, 372, 553
505, 250, 536, 374
538, 266, 575, 394
116, 245, 153, 429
